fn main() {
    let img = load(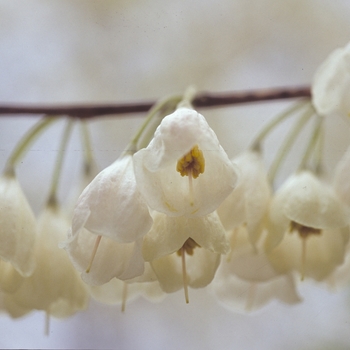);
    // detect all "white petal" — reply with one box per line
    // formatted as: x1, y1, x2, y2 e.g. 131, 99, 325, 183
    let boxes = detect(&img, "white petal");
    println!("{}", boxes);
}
142, 211, 229, 262
333, 145, 350, 207
217, 151, 271, 245
133, 108, 238, 217
312, 43, 350, 117
0, 175, 36, 277
72, 155, 153, 243
64, 228, 145, 285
